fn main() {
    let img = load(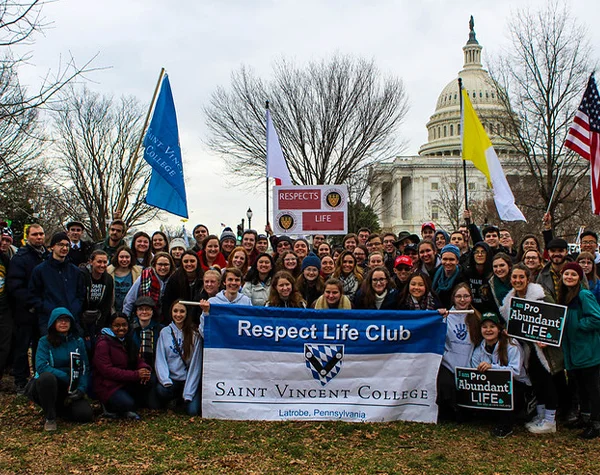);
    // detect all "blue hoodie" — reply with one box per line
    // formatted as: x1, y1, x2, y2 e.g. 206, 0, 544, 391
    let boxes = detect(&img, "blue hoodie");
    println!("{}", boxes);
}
34, 307, 89, 392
